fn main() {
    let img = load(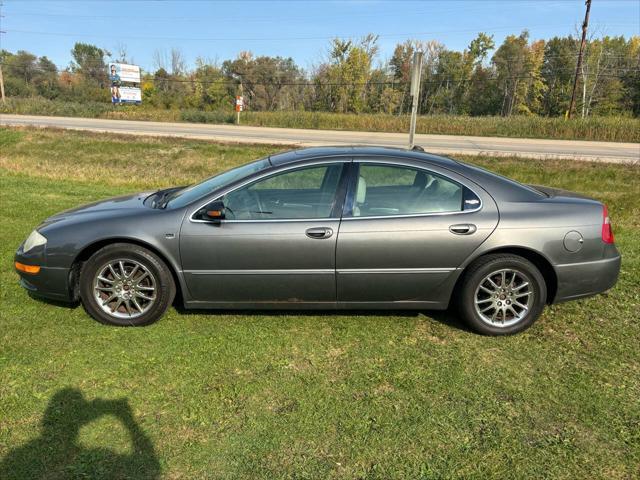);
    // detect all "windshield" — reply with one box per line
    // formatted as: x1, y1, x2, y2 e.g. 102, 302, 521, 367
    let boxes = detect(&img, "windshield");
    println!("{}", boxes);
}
164, 158, 271, 209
